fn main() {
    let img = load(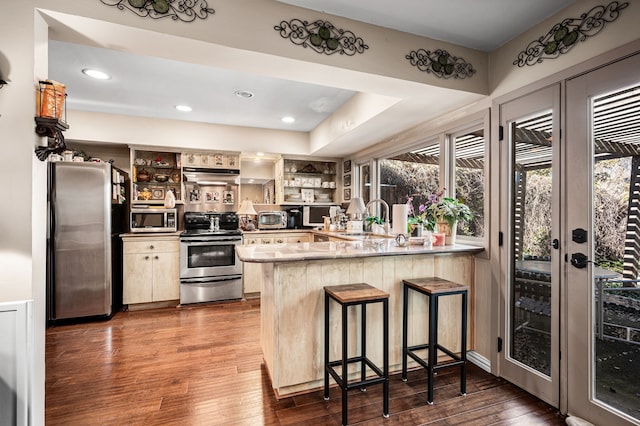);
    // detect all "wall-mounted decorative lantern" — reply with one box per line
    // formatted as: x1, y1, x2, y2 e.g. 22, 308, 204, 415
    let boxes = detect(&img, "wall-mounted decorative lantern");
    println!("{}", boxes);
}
34, 80, 69, 161
405, 48, 476, 79
514, 1, 628, 67
274, 19, 368, 56
99, 0, 215, 22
